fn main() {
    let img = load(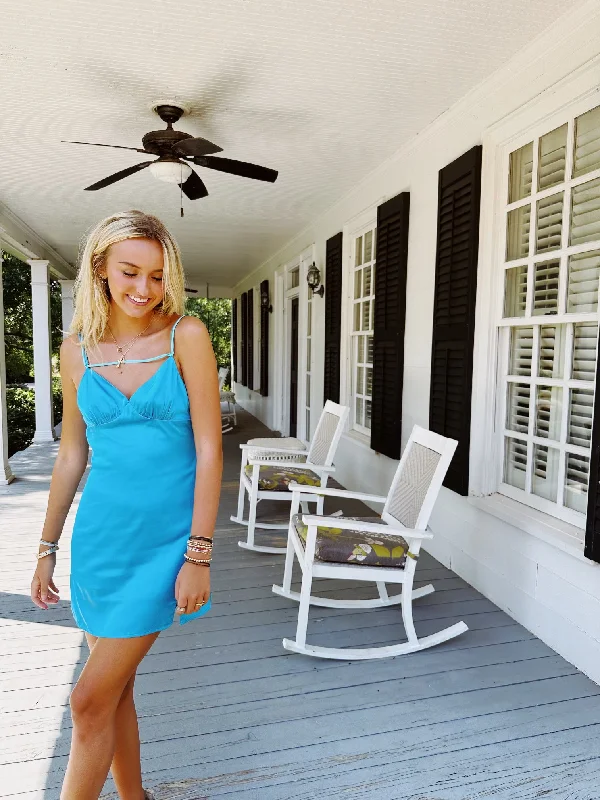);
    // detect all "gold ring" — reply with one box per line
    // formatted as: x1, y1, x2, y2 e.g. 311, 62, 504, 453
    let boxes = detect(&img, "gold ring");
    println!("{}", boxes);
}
194, 602, 204, 607
176, 606, 186, 612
